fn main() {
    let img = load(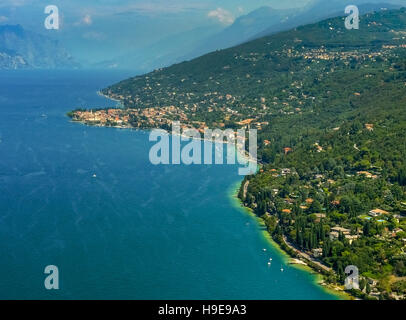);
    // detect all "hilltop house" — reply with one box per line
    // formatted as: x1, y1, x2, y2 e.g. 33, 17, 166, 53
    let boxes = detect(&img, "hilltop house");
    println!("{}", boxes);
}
369, 209, 390, 217
281, 168, 291, 175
